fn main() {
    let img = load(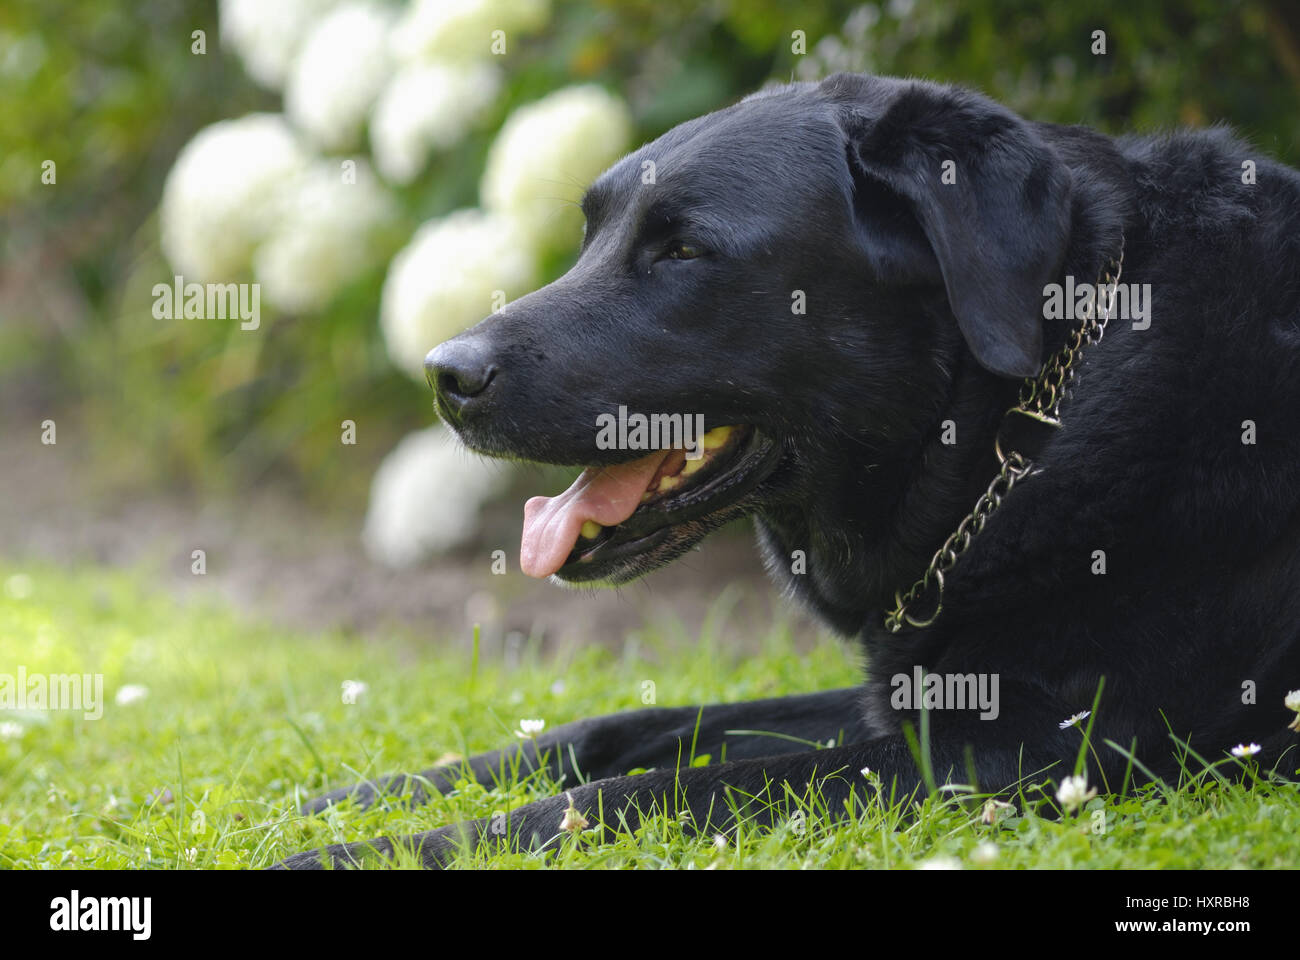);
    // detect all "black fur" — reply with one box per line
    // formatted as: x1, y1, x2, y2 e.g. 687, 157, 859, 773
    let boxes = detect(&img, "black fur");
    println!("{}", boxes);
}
277, 74, 1300, 869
